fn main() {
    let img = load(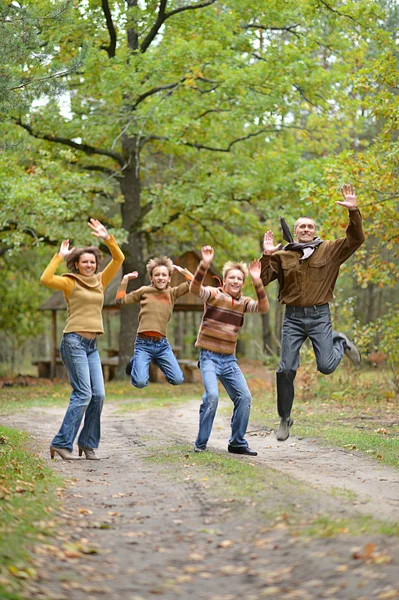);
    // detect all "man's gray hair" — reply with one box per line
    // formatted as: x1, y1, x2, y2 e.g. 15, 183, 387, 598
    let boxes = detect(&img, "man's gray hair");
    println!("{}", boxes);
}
294, 217, 316, 231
